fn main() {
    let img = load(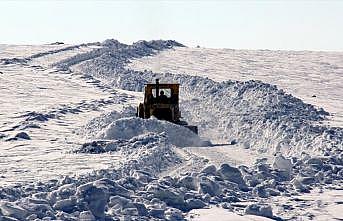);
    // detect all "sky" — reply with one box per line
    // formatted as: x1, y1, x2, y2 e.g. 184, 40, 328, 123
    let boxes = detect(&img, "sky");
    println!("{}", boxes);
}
0, 0, 343, 51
